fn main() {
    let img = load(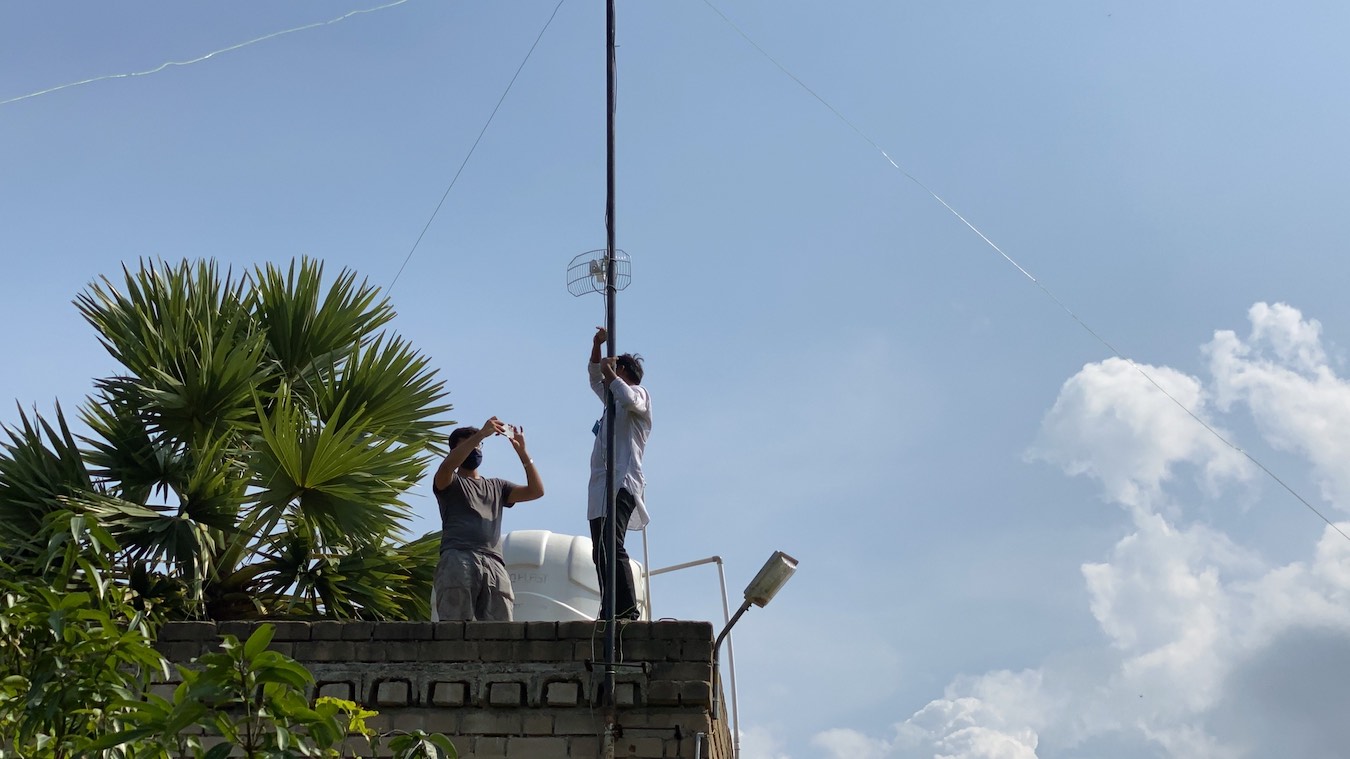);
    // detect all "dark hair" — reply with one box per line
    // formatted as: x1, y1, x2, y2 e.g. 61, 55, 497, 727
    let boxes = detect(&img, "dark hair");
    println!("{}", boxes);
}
616, 353, 644, 385
448, 426, 480, 449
